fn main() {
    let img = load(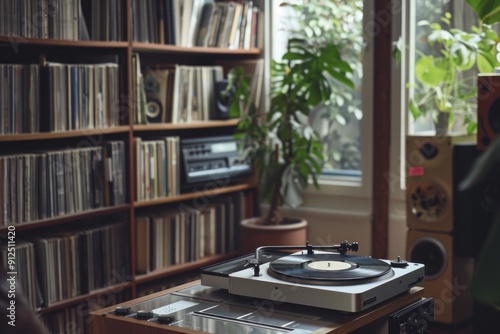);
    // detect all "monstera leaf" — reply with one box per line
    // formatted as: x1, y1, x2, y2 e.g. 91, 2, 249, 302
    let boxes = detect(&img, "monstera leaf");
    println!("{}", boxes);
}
466, 0, 500, 25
